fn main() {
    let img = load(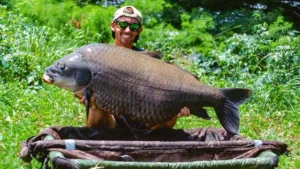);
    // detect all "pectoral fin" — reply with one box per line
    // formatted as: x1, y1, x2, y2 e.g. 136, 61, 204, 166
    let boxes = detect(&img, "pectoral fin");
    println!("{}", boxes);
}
84, 88, 93, 119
